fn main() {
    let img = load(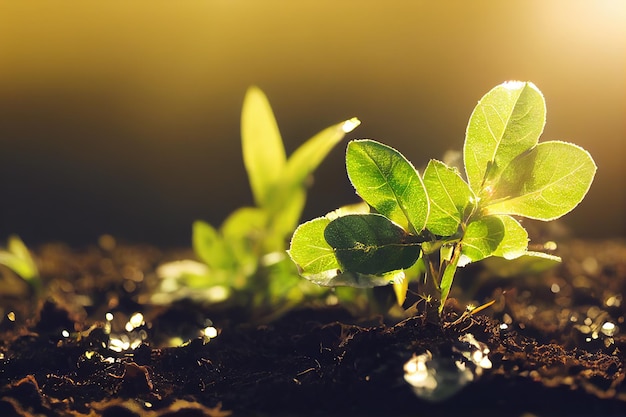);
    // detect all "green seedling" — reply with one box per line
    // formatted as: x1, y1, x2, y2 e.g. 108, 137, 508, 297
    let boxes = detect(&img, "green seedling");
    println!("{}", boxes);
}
156, 86, 360, 315
289, 81, 596, 322
0, 235, 40, 295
